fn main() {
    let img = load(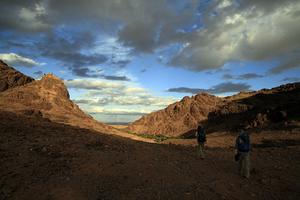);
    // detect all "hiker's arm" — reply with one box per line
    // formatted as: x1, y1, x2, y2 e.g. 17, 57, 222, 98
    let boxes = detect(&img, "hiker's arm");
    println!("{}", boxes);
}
234, 137, 238, 149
